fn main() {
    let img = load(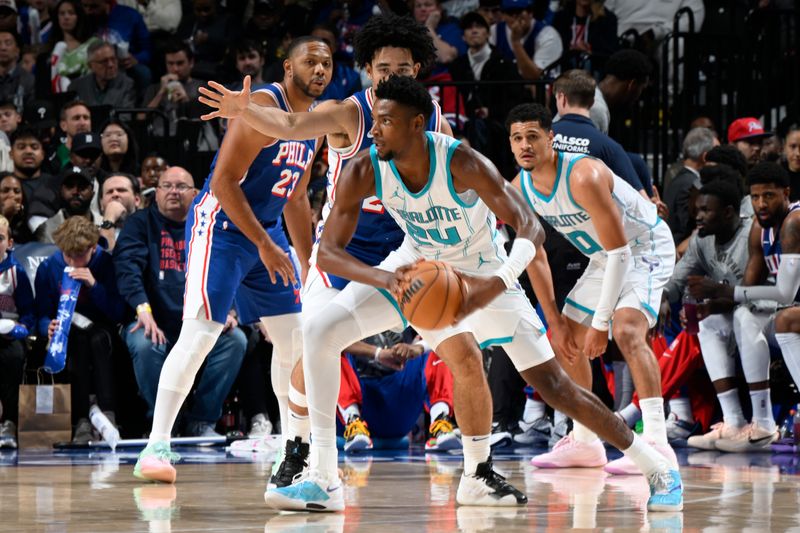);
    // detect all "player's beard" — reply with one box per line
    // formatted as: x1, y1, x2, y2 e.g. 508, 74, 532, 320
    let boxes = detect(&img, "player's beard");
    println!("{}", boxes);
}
377, 149, 395, 161
292, 75, 325, 99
